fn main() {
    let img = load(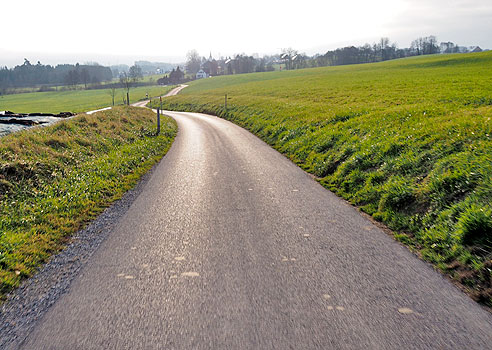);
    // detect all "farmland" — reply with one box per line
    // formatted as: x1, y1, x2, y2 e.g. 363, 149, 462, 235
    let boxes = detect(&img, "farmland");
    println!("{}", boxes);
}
154, 52, 492, 305
0, 85, 174, 114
